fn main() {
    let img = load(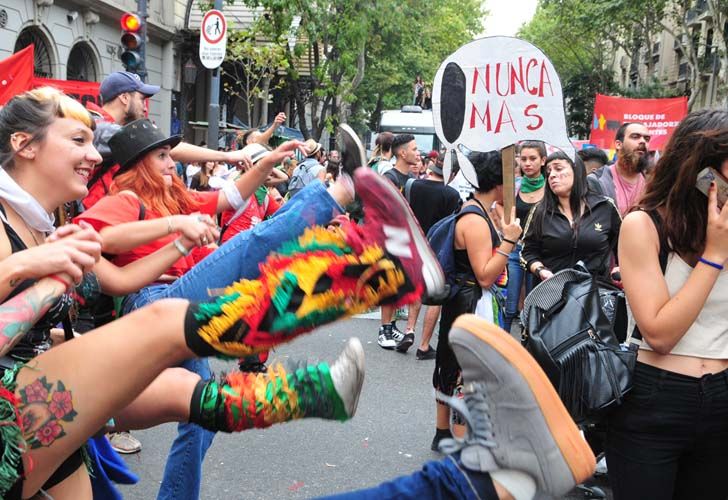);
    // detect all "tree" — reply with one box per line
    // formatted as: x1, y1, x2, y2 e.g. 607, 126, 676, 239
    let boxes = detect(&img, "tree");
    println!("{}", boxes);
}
237, 0, 484, 139
222, 25, 289, 128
